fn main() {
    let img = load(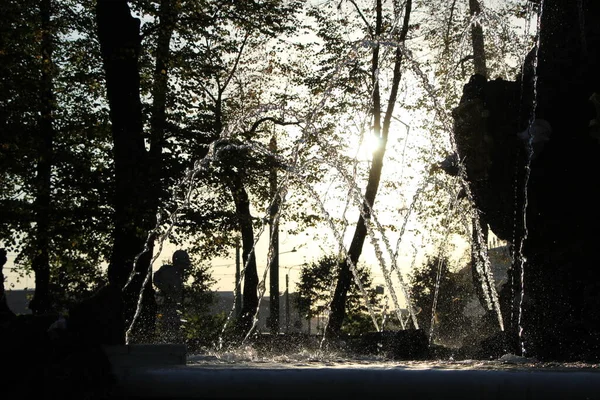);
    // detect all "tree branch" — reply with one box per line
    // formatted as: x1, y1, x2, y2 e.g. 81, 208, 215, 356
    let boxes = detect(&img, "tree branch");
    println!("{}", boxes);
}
443, 0, 458, 56
348, 0, 374, 37
220, 31, 251, 96
247, 117, 300, 135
